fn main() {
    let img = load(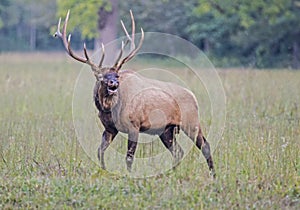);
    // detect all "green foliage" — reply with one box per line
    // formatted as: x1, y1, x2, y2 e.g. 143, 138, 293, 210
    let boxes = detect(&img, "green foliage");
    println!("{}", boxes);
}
1, 0, 300, 68
120, 0, 196, 38
194, 0, 300, 68
56, 0, 106, 39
